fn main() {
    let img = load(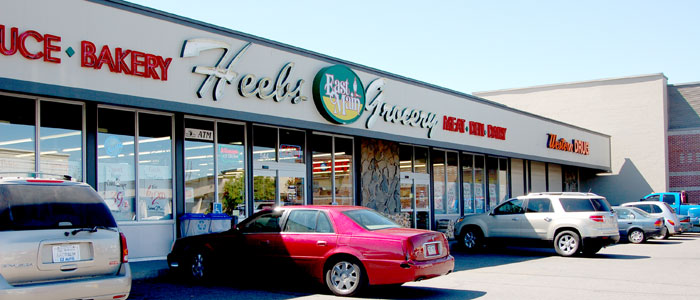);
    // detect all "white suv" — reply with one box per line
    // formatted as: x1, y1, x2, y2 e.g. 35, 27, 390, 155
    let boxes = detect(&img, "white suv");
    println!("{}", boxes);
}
454, 192, 620, 256
0, 176, 131, 300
